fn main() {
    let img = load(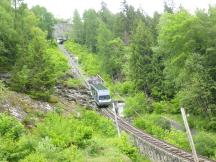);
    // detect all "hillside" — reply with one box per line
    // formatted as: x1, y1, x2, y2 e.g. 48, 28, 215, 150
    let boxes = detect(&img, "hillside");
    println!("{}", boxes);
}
0, 82, 148, 162
0, 0, 216, 161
